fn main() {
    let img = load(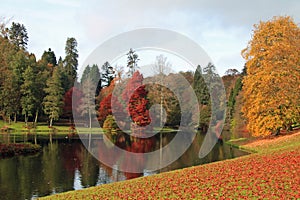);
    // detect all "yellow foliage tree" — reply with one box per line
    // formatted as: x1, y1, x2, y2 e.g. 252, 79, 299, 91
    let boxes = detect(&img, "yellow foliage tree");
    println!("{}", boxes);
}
242, 16, 300, 136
